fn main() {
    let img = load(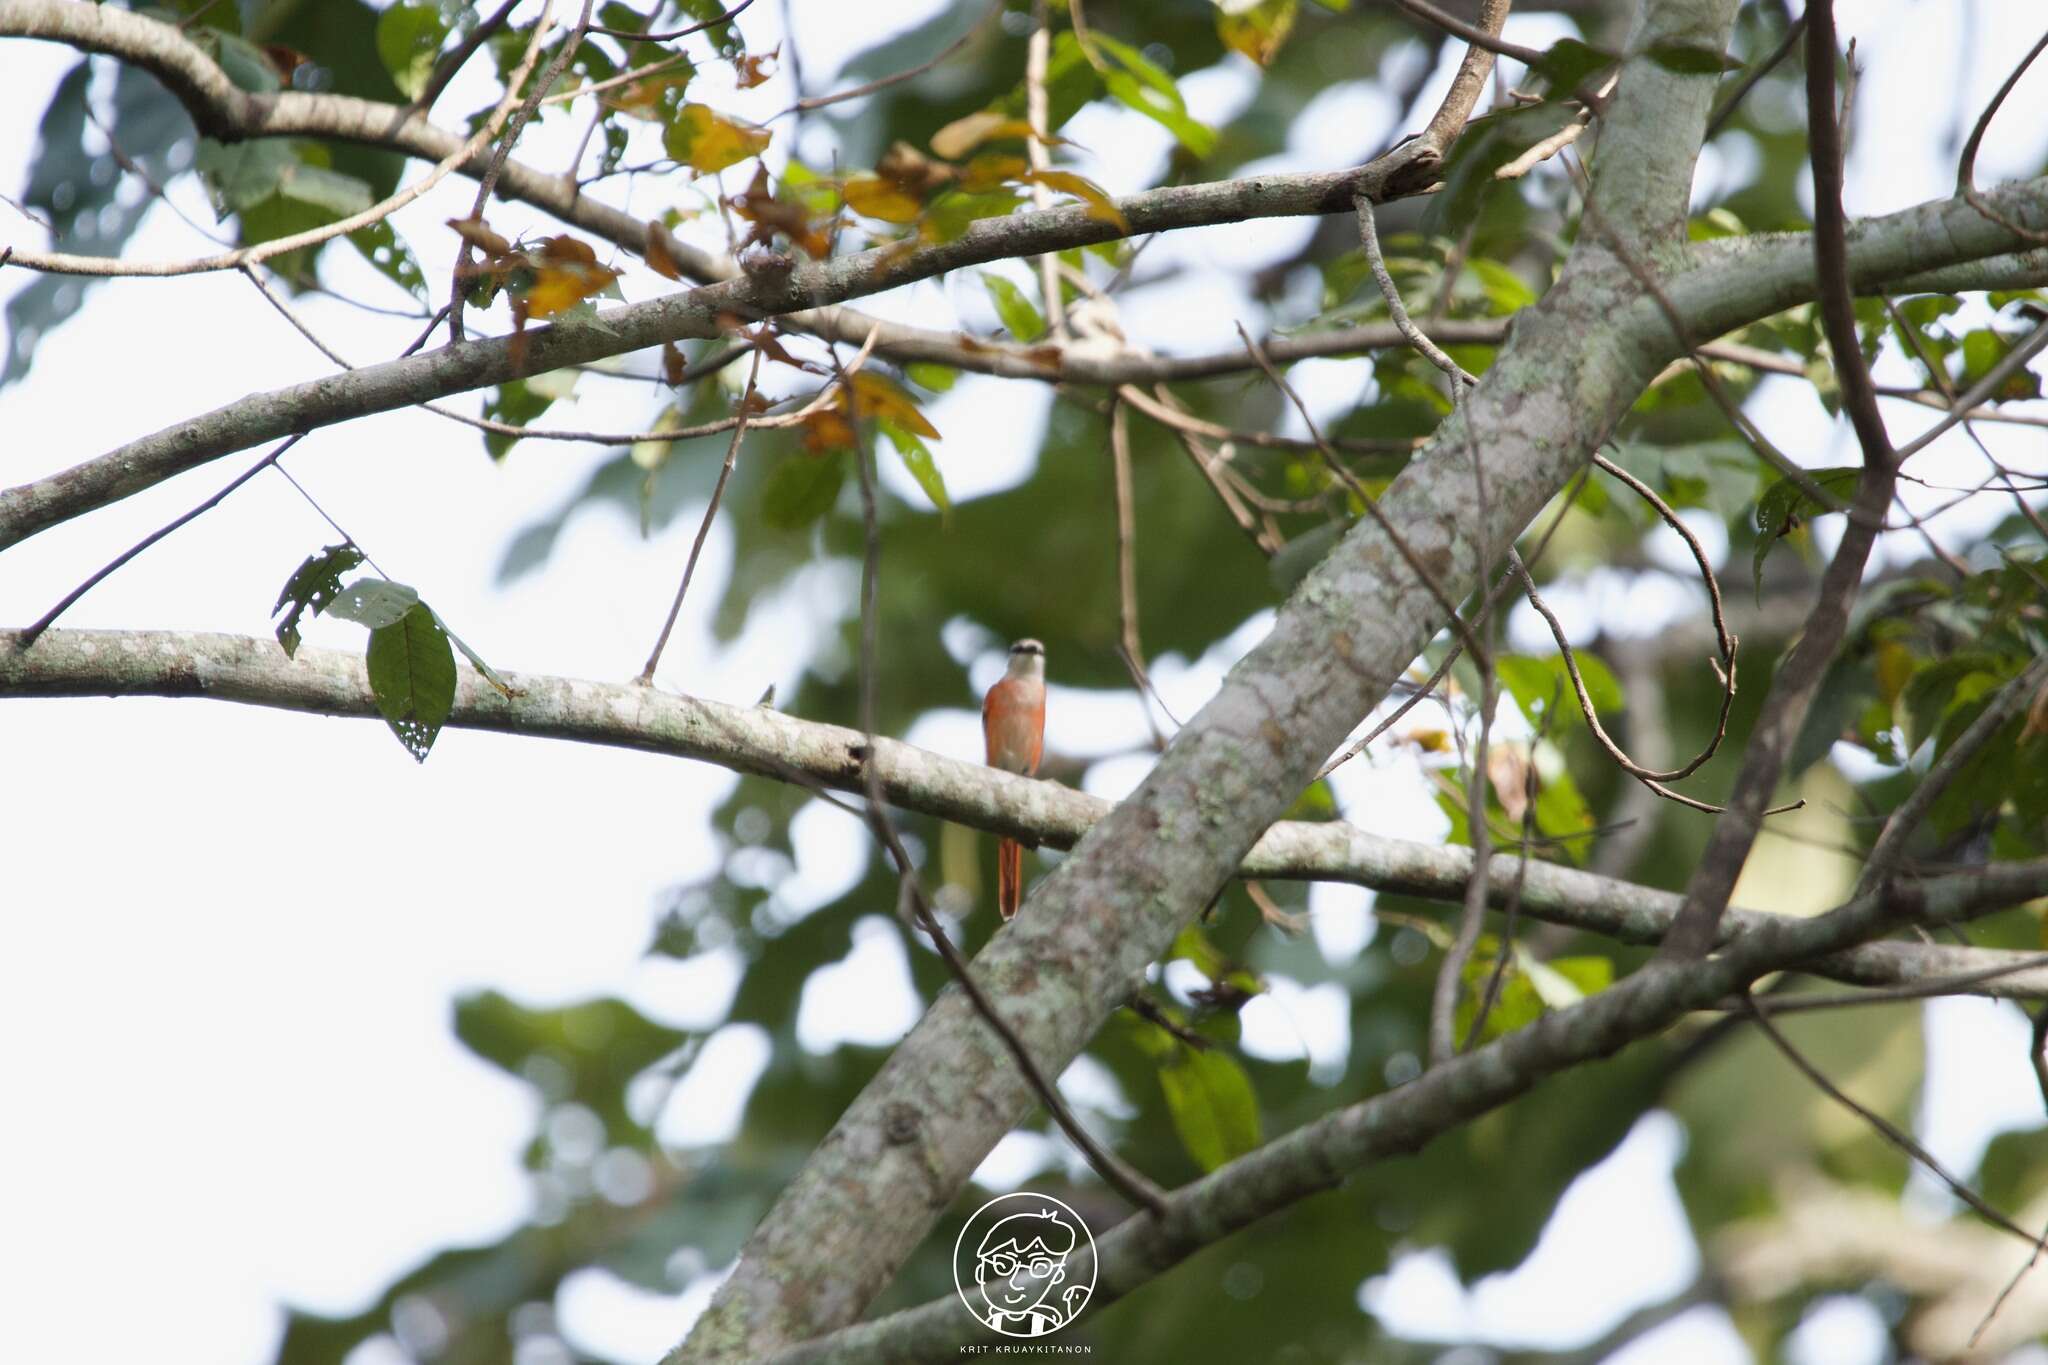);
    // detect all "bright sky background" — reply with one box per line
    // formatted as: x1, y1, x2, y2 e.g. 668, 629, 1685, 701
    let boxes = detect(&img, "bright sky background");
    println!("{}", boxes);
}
4, 1, 2048, 1363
